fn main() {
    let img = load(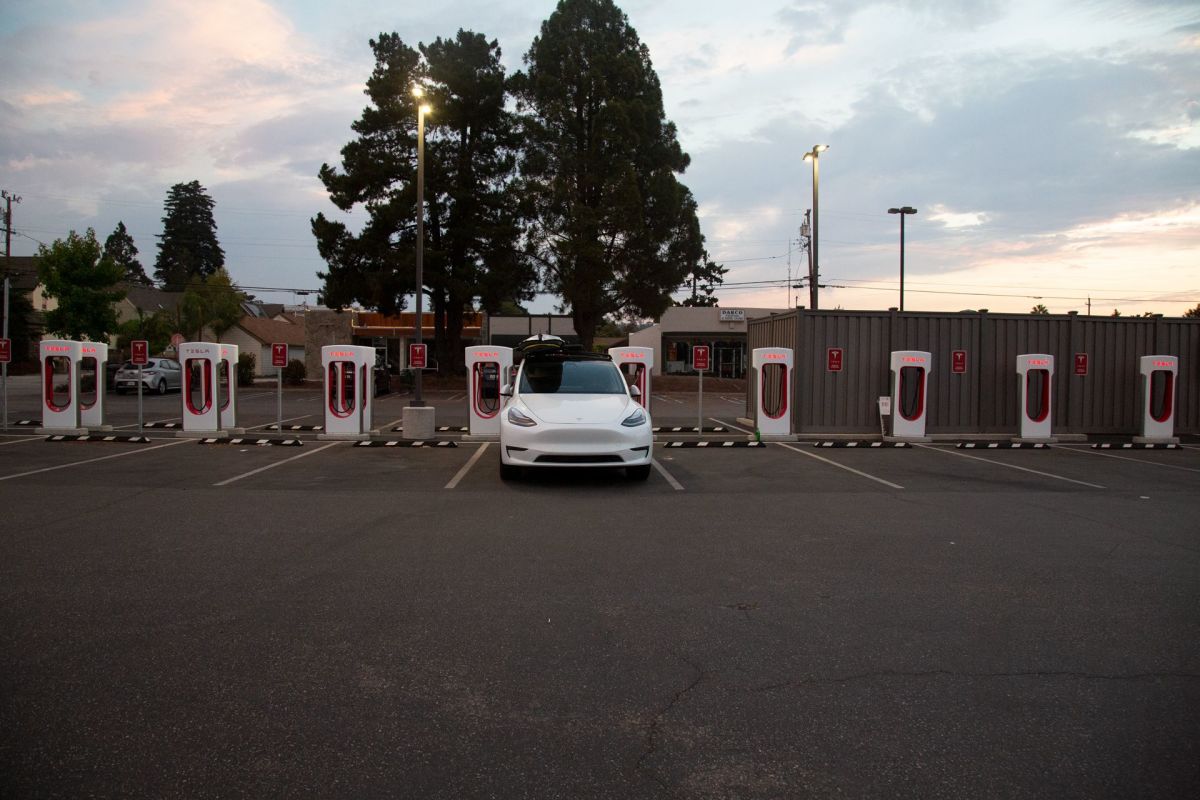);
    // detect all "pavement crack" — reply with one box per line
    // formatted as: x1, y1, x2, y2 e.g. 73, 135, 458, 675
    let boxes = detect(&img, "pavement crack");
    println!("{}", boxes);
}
750, 669, 1200, 691
630, 654, 706, 797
